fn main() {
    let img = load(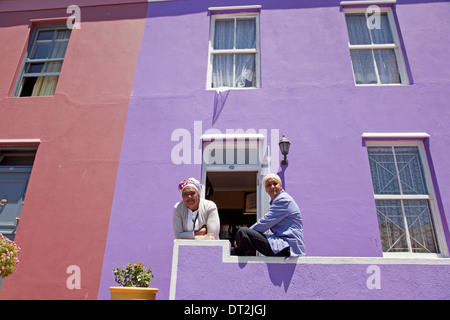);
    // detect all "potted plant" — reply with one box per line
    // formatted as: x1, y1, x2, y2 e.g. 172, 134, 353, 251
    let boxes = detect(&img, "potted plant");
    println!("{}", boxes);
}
0, 233, 20, 279
110, 262, 158, 300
